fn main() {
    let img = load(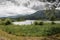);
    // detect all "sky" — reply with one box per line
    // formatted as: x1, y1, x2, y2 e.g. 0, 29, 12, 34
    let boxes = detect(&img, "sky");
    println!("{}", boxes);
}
0, 0, 59, 17
0, 0, 46, 17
